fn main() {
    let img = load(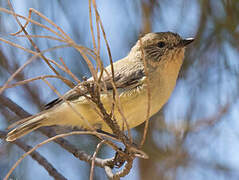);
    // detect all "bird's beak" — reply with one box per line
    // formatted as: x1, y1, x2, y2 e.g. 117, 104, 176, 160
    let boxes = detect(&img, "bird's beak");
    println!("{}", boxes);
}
179, 38, 194, 47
